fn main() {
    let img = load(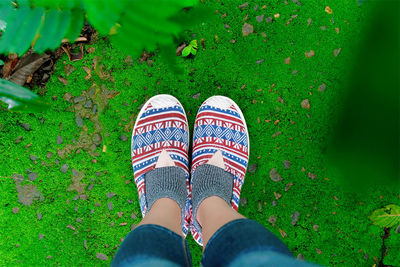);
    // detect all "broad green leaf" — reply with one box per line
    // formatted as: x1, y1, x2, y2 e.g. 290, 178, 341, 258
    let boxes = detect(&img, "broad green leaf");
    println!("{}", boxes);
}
191, 46, 197, 55
0, 6, 29, 54
0, 78, 48, 112
64, 8, 84, 42
369, 204, 400, 228
84, 0, 126, 35
181, 46, 191, 57
49, 9, 71, 49
0, 59, 4, 65
9, 7, 44, 55
190, 39, 197, 48
33, 9, 59, 53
